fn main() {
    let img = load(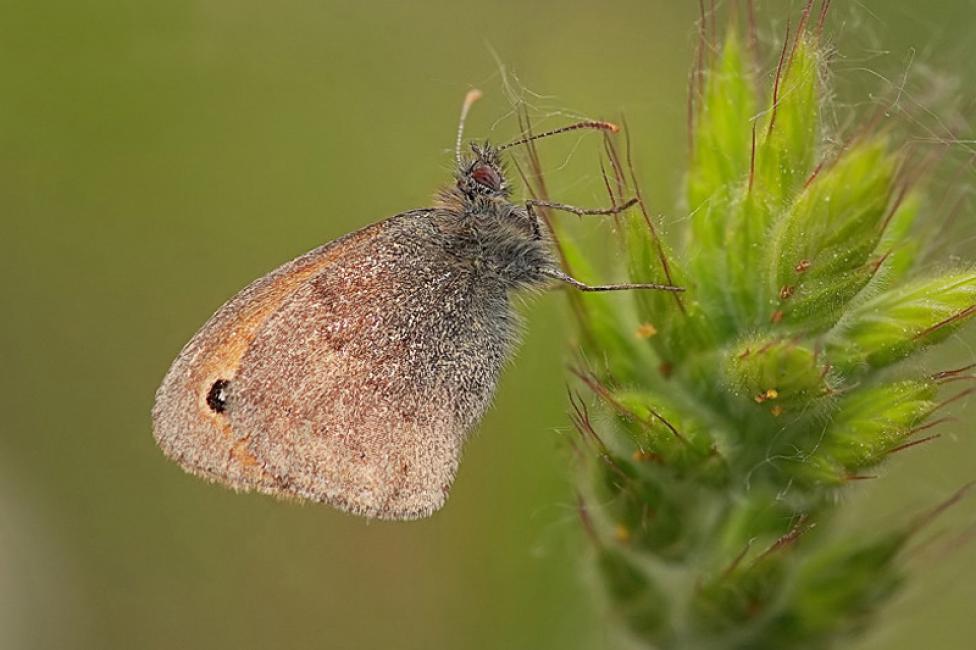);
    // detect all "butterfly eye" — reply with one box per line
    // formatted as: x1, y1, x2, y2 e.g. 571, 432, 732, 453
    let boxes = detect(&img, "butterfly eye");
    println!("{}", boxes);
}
206, 379, 230, 413
471, 165, 501, 191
